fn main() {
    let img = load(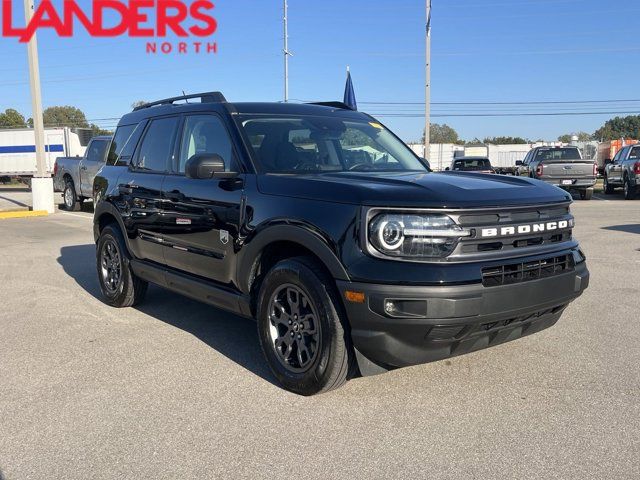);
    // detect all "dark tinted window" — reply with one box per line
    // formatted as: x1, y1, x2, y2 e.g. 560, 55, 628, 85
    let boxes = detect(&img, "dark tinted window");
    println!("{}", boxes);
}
534, 148, 581, 161
629, 147, 640, 160
178, 115, 234, 173
136, 117, 179, 172
239, 115, 425, 173
453, 158, 491, 170
86, 139, 109, 163
107, 123, 146, 167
